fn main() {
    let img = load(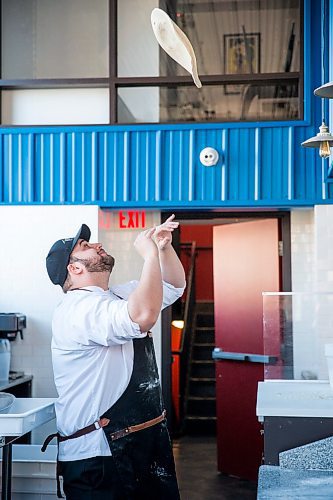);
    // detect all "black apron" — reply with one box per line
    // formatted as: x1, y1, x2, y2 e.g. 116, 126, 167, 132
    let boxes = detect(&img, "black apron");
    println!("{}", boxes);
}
100, 333, 180, 500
